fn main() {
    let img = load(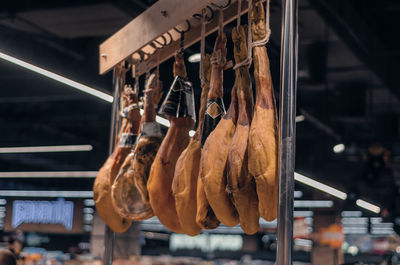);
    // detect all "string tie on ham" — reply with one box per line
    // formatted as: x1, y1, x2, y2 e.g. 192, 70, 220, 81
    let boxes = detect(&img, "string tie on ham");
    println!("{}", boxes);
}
234, 0, 271, 68
120, 103, 140, 118
251, 0, 271, 47
210, 49, 227, 66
